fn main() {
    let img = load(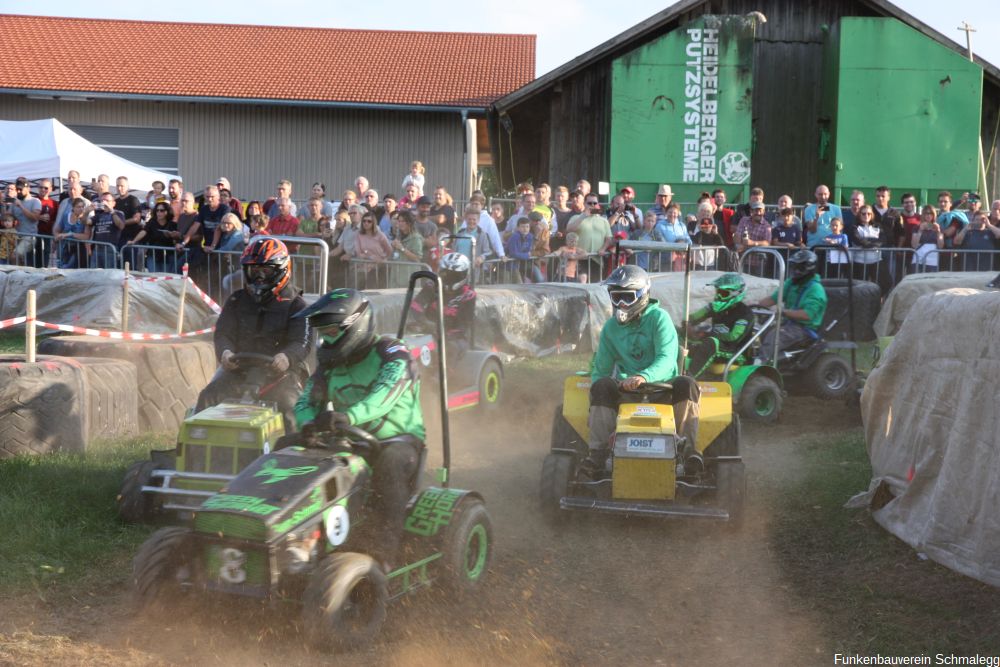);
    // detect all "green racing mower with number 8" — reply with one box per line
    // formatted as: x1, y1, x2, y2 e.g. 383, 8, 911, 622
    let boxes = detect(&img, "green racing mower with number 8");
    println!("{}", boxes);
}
131, 271, 494, 653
